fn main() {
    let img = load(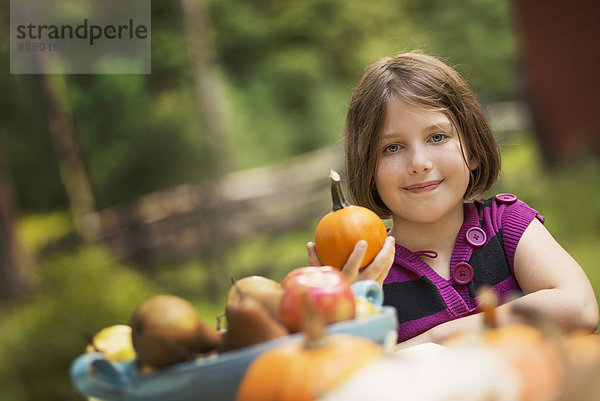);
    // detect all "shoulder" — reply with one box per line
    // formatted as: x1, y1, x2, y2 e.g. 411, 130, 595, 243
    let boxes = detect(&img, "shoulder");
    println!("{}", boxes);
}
472, 193, 544, 229
471, 193, 544, 267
